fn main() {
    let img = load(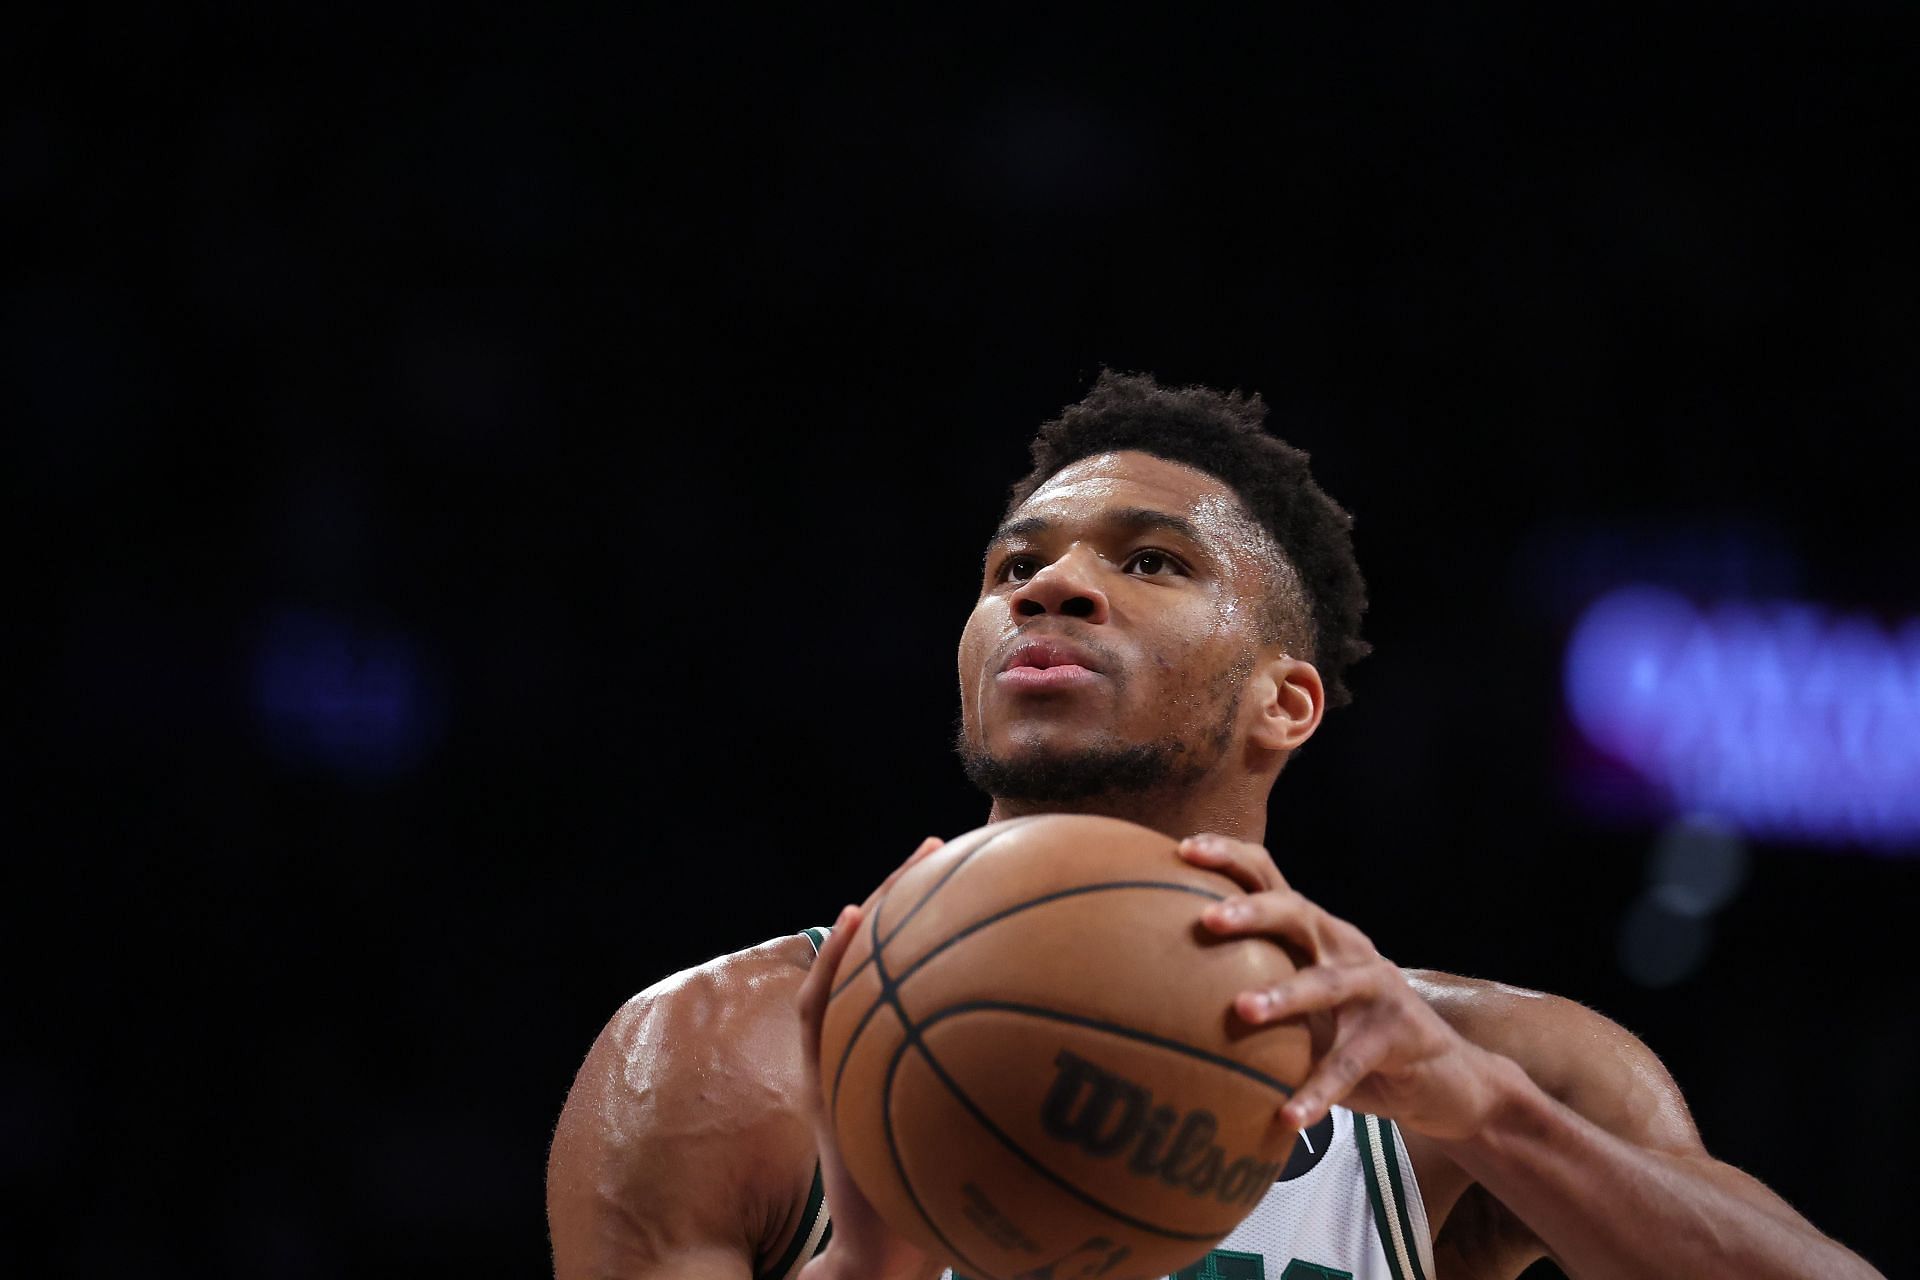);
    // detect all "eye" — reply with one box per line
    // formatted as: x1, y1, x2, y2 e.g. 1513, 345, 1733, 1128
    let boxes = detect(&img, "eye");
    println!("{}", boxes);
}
999, 554, 1042, 583
1125, 549, 1185, 577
